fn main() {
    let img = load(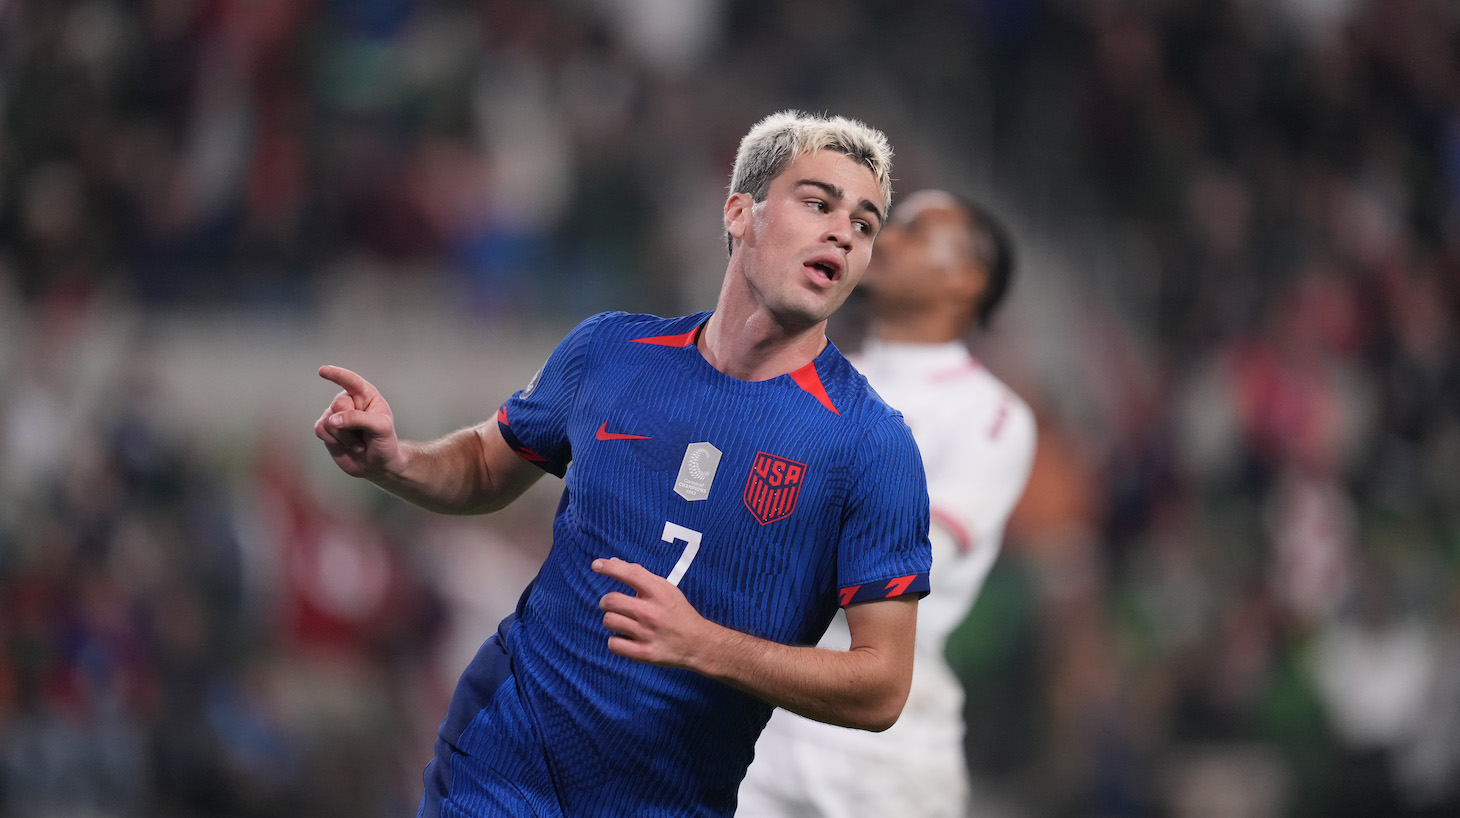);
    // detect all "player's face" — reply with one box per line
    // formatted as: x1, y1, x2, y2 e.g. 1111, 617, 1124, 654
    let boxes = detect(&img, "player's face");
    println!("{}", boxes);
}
859, 190, 978, 310
728, 150, 884, 329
